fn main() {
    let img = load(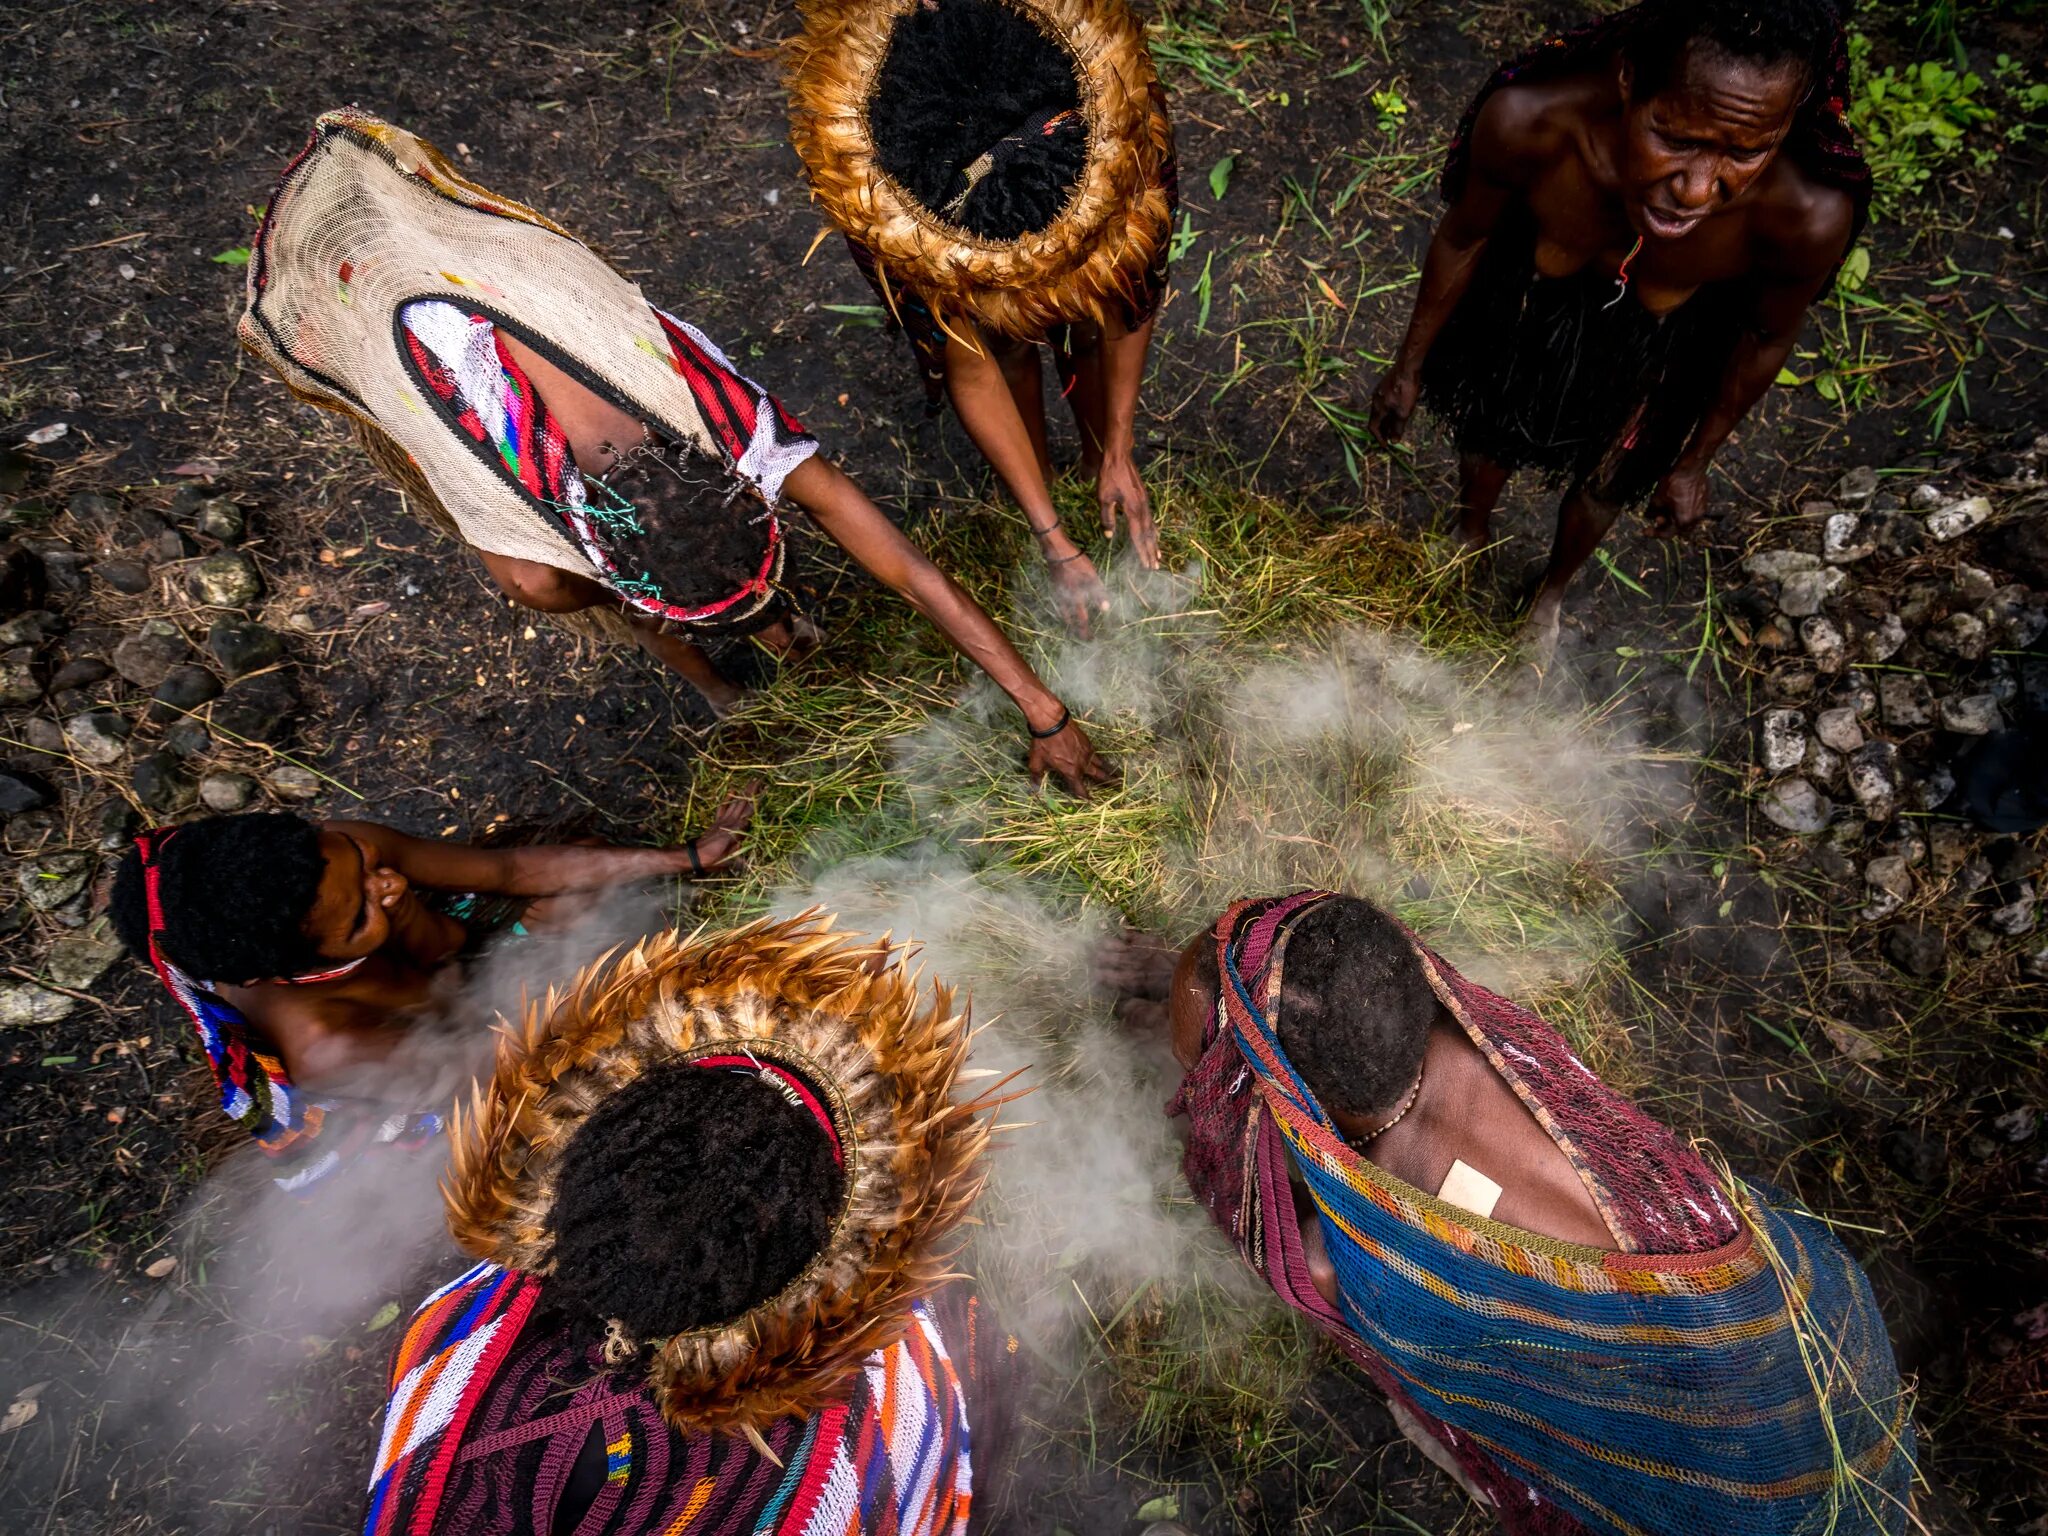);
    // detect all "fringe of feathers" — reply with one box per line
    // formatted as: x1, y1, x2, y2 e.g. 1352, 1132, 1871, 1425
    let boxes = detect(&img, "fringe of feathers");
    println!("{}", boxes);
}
785, 0, 1174, 340
443, 909, 1007, 1437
